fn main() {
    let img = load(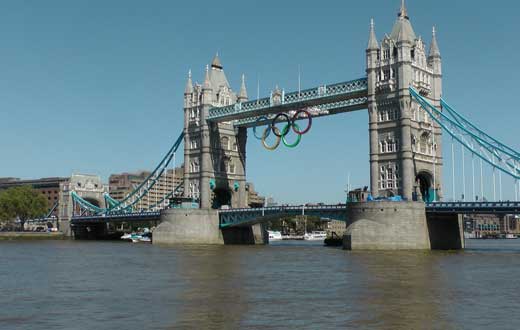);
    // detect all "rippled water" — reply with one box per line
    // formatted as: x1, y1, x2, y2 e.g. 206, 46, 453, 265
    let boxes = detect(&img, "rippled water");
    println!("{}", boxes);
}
1, 239, 520, 330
